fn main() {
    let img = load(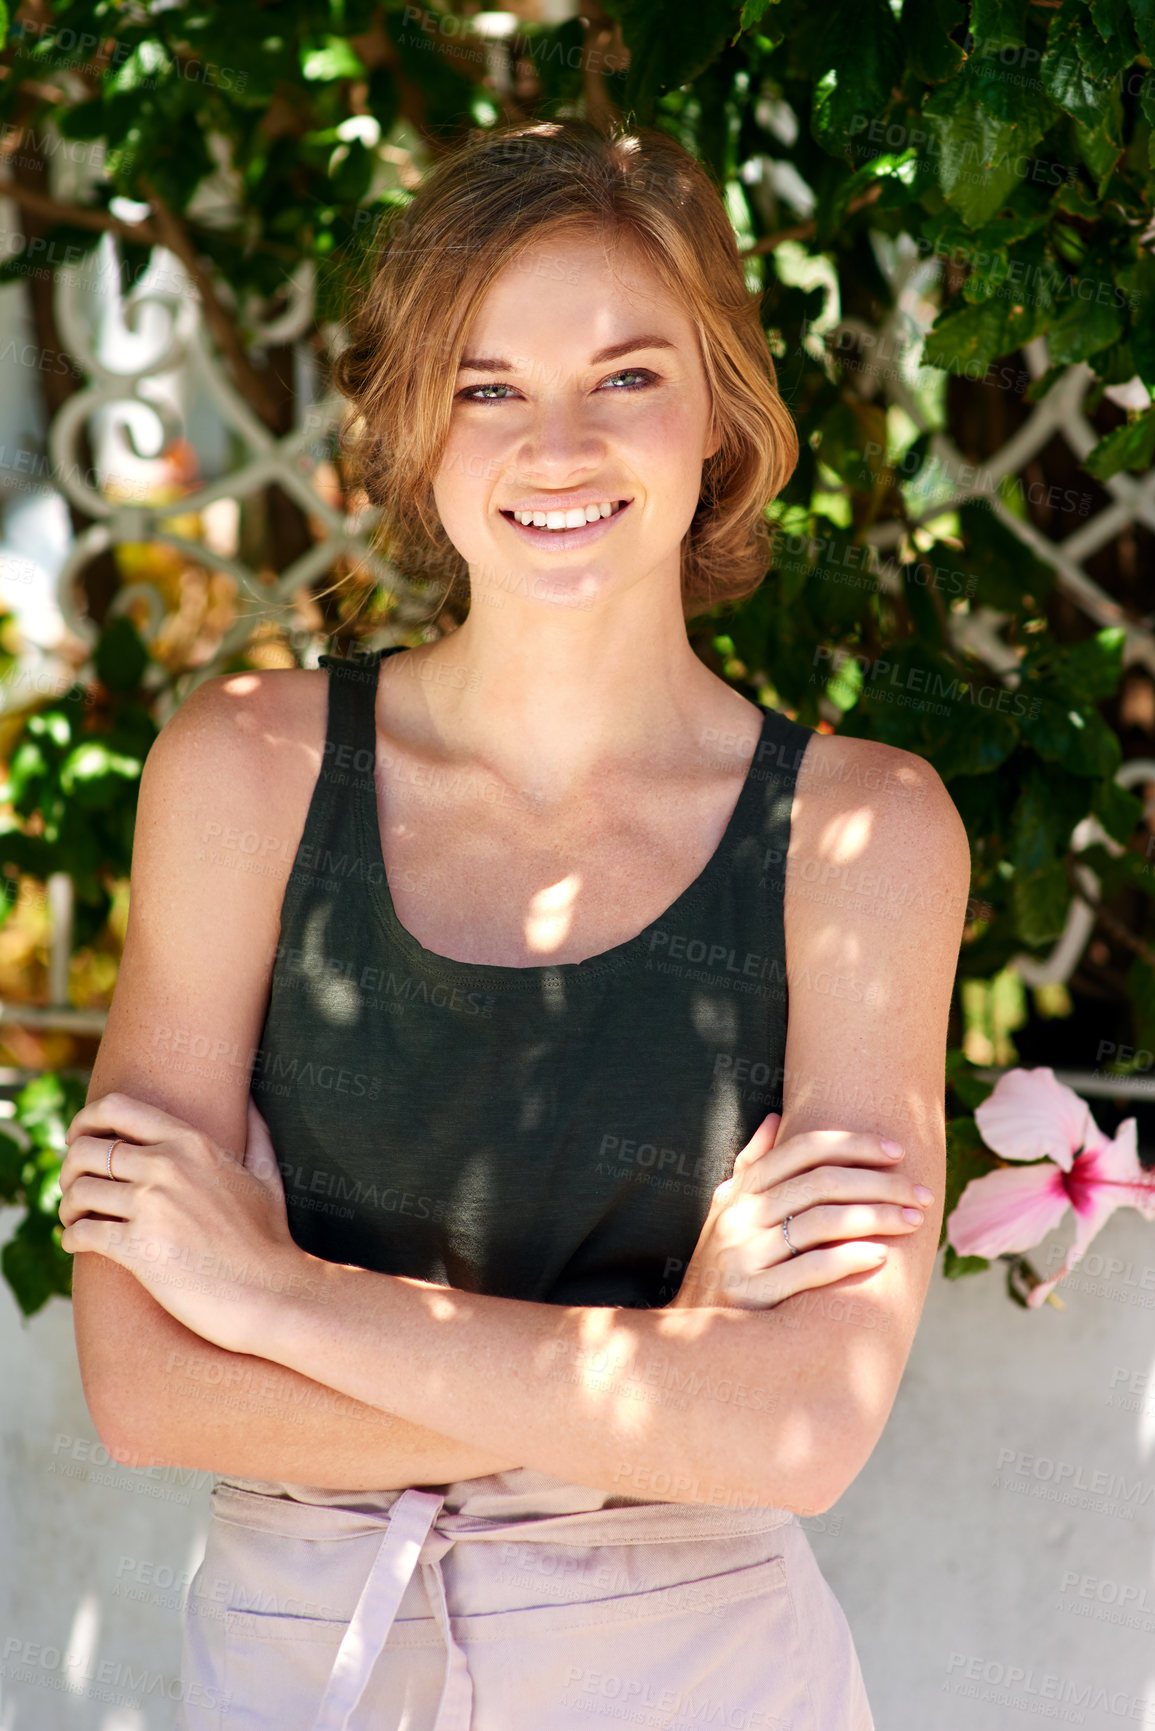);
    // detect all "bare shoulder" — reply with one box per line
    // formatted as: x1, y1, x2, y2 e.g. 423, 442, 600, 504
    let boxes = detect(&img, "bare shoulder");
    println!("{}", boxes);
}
790, 729, 971, 905
128, 664, 332, 937
144, 665, 328, 799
